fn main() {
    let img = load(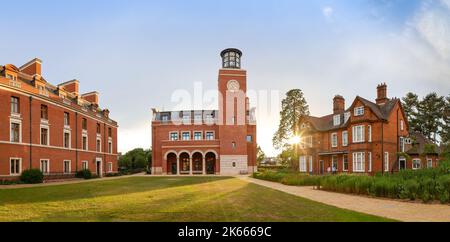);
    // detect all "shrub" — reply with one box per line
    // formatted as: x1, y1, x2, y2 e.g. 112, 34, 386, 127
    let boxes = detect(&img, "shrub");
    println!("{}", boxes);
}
20, 169, 44, 184
105, 173, 121, 177
254, 155, 450, 203
76, 169, 92, 180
